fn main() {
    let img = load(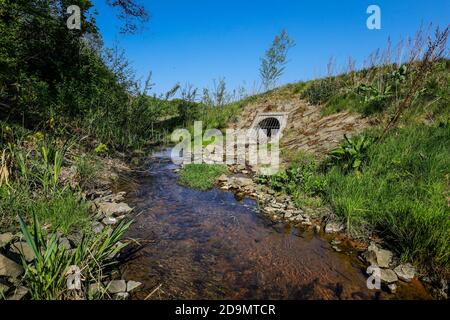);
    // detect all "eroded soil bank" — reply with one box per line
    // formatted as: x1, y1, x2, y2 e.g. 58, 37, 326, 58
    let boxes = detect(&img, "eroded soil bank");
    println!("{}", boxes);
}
120, 150, 430, 300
